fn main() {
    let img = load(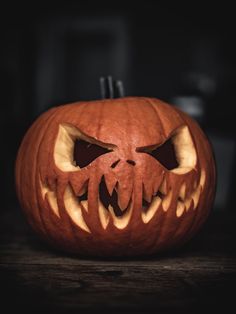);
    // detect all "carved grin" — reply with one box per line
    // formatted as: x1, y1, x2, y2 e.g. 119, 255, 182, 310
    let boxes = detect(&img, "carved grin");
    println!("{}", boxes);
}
40, 169, 206, 233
